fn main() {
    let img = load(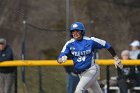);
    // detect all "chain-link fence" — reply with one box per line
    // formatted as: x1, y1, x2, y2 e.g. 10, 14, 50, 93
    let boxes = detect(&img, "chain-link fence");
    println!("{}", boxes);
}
0, 0, 140, 93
